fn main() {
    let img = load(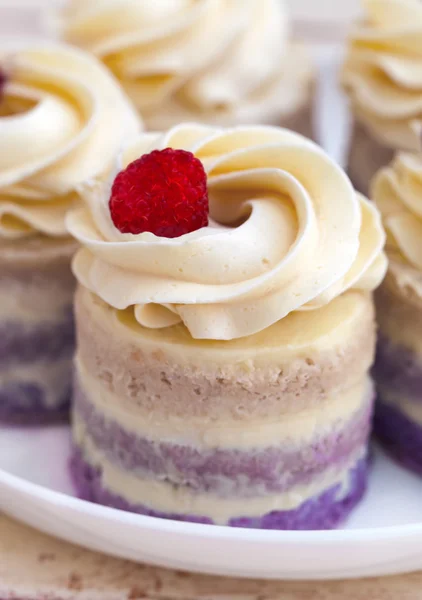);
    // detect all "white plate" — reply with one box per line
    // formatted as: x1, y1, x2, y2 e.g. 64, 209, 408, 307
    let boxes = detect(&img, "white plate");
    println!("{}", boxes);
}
1, 424, 422, 580
1, 52, 420, 581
